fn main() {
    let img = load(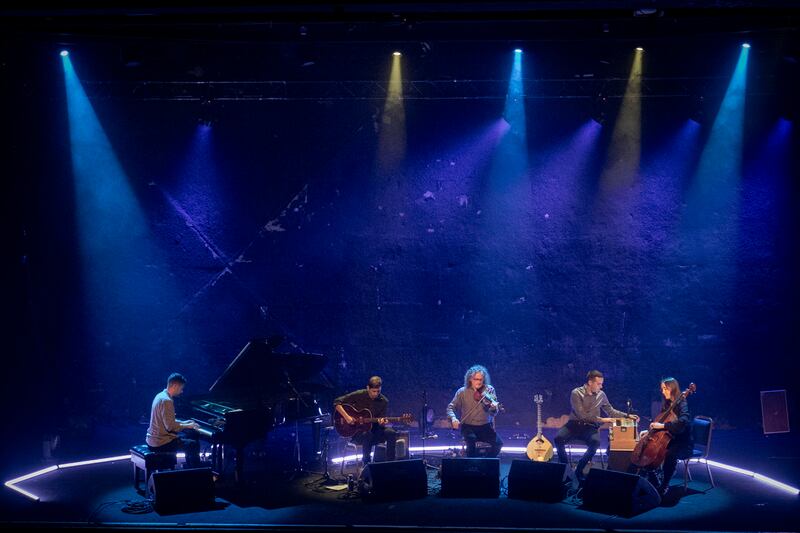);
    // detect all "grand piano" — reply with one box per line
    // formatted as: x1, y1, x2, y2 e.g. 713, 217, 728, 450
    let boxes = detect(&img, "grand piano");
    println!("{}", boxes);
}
182, 337, 331, 483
